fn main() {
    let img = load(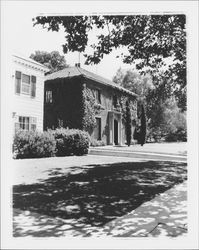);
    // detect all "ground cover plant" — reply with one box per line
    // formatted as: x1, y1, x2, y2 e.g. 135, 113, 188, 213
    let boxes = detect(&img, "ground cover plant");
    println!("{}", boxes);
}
13, 160, 187, 236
